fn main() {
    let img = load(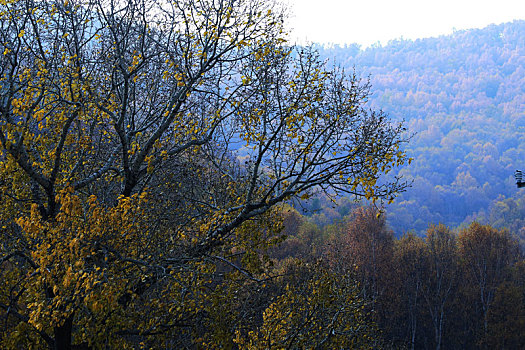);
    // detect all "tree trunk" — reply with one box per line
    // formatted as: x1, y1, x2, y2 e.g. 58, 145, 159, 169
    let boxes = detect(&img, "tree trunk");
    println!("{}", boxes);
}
54, 314, 73, 350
